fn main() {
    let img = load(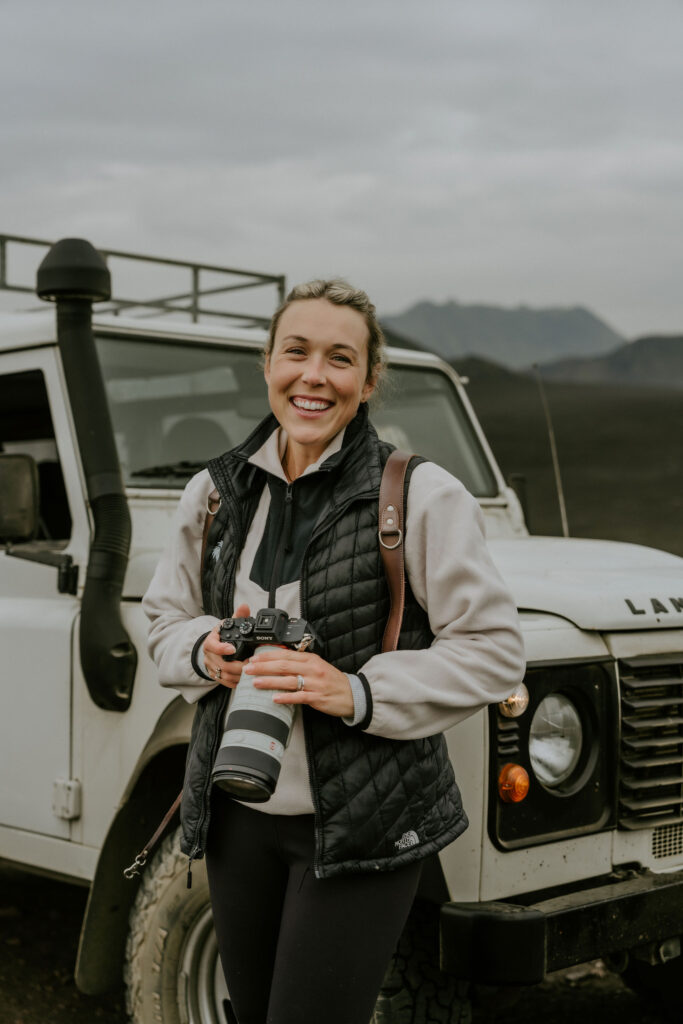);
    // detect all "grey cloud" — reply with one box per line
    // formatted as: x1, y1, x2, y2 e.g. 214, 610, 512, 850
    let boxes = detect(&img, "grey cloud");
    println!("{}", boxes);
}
1, 0, 683, 334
